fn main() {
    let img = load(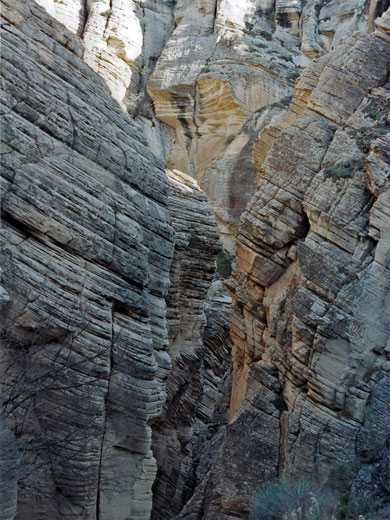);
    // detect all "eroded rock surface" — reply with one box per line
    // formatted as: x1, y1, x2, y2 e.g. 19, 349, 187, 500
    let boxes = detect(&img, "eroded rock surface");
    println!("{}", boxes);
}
227, 9, 390, 515
1, 1, 175, 518
147, 0, 377, 250
34, 0, 378, 251
151, 172, 232, 519
2, 1, 390, 519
